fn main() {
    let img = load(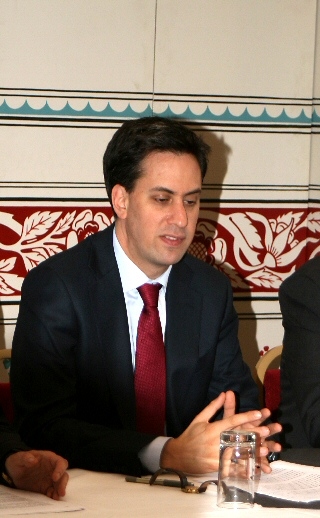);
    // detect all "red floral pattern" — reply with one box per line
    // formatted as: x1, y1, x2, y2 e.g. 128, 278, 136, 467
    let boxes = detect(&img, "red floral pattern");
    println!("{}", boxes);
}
0, 206, 319, 297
